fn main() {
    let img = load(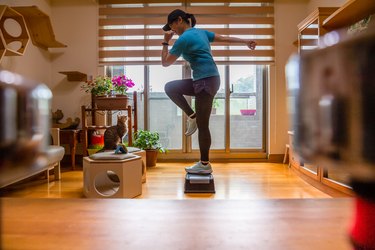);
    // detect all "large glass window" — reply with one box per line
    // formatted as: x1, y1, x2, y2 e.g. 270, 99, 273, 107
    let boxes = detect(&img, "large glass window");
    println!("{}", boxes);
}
229, 65, 264, 149
106, 64, 266, 157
